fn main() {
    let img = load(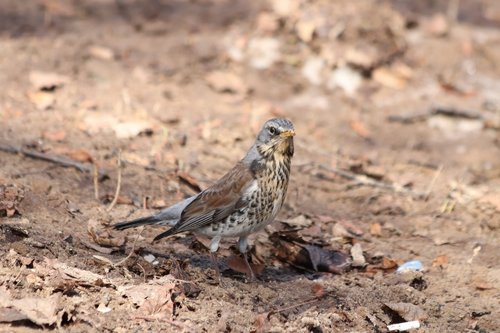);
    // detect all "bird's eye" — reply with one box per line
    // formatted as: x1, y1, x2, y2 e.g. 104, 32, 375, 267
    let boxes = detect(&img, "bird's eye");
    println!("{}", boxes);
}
268, 126, 277, 135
